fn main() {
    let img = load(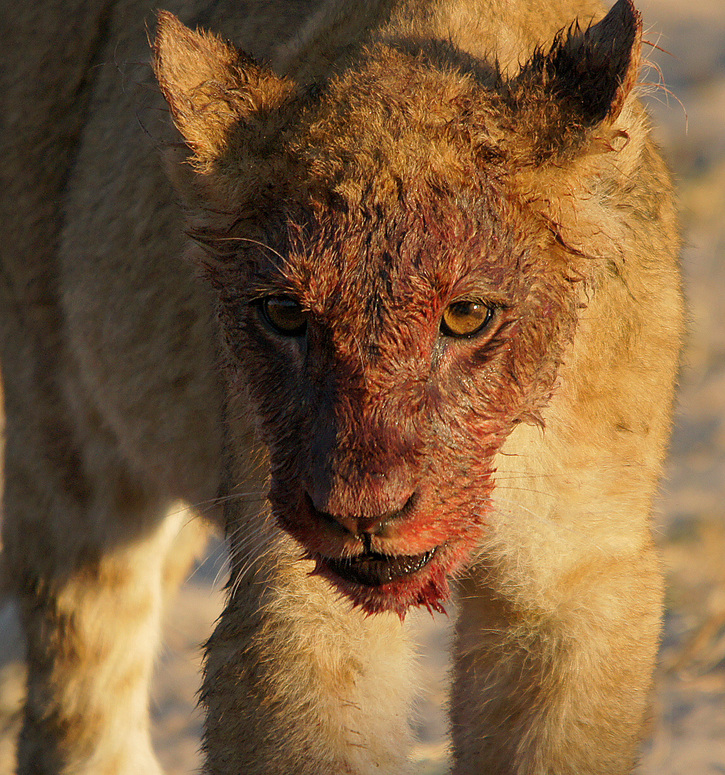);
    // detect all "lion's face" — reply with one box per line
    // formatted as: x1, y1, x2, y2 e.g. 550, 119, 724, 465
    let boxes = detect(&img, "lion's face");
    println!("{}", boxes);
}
211, 162, 577, 615
155, 27, 614, 615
